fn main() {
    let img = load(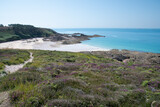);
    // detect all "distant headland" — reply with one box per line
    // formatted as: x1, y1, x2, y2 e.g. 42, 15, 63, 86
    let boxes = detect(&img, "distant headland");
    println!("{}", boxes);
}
0, 24, 104, 44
